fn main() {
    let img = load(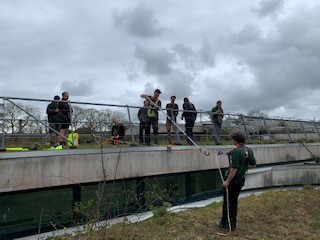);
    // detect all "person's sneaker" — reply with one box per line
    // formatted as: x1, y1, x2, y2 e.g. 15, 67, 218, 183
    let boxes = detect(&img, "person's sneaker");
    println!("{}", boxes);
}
216, 222, 236, 231
216, 221, 228, 230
